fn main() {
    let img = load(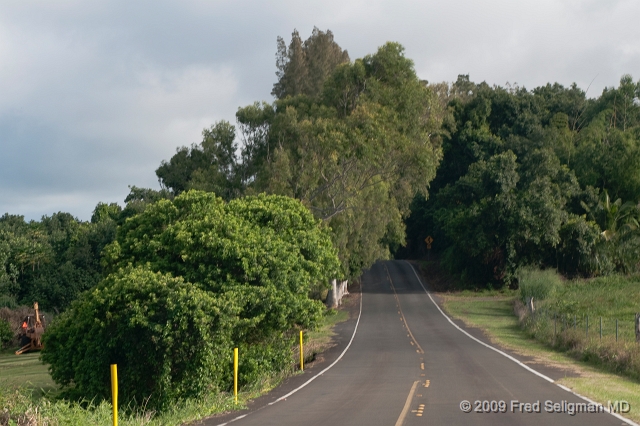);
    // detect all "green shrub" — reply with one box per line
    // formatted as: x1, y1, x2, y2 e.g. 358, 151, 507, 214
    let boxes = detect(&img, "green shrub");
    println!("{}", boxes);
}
0, 317, 12, 347
42, 192, 341, 412
0, 295, 18, 309
41, 266, 236, 411
517, 267, 561, 304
